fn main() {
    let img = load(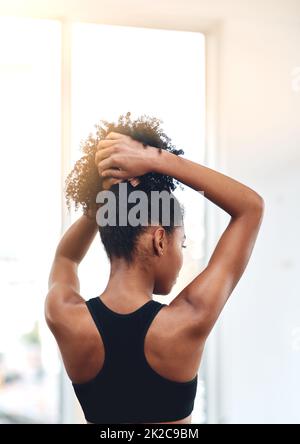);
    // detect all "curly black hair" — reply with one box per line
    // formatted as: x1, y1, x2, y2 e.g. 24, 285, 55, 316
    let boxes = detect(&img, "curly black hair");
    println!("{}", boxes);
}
65, 112, 184, 262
